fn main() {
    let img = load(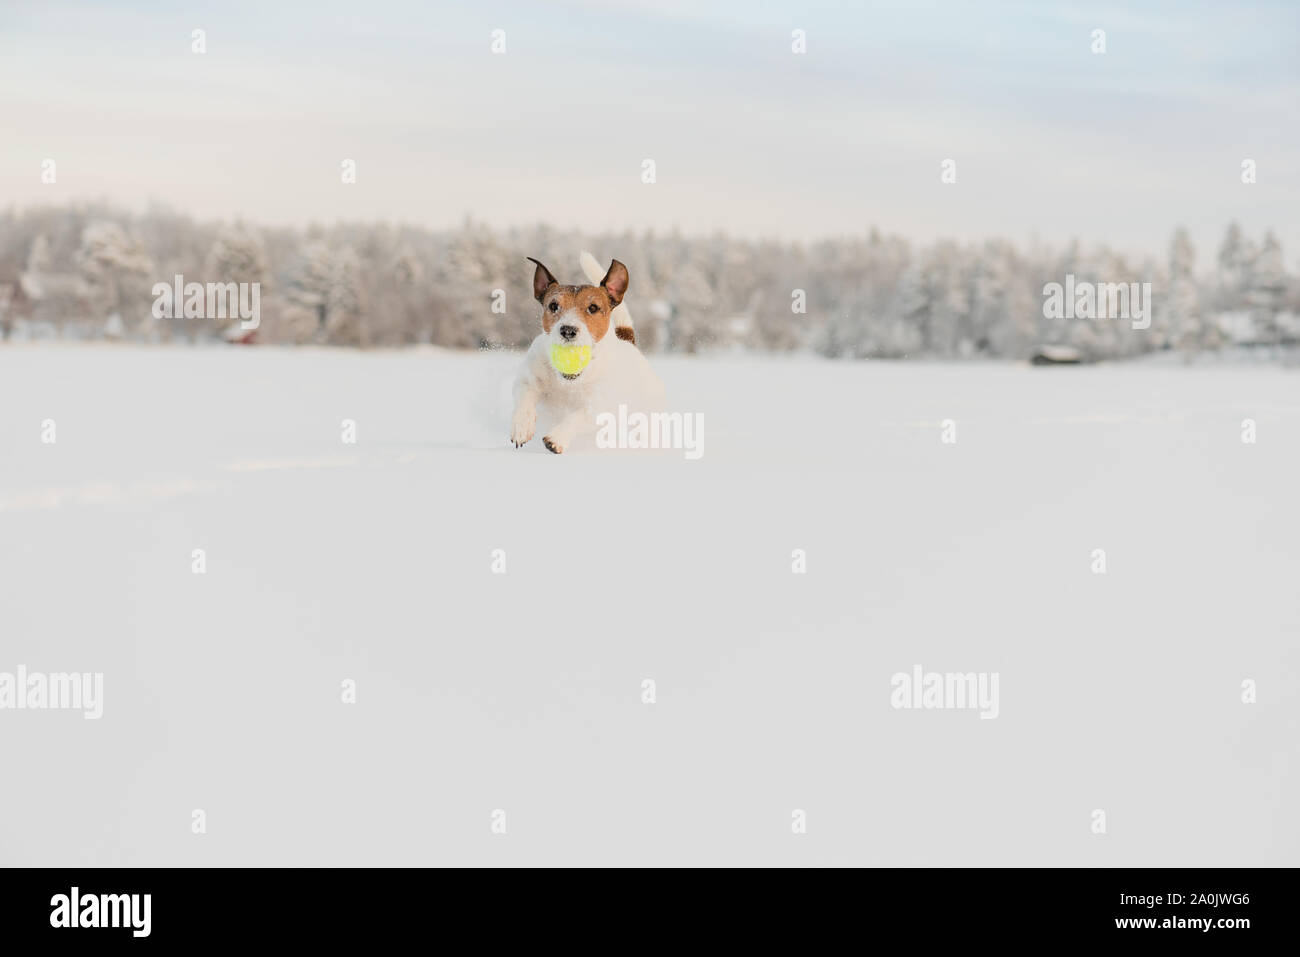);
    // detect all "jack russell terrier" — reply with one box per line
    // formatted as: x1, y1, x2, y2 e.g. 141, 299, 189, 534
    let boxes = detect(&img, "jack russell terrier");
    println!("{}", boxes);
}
509, 253, 663, 454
